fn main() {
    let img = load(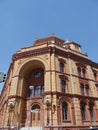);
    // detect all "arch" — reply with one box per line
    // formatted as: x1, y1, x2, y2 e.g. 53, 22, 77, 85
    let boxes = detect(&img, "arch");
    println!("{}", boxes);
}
80, 99, 88, 105
59, 96, 72, 105
59, 97, 72, 121
16, 57, 49, 76
18, 58, 48, 76
31, 104, 41, 123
